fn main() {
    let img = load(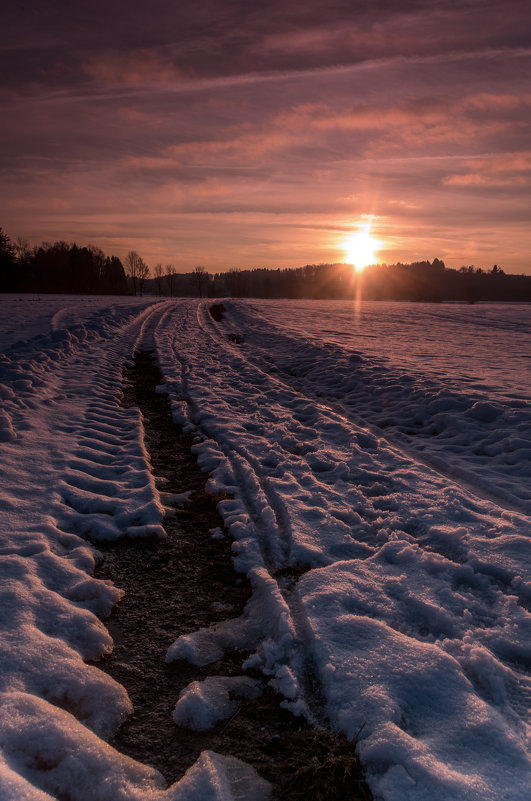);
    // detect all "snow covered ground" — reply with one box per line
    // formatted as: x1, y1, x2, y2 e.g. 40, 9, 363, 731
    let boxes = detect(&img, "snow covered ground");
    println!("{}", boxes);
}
0, 294, 529, 800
